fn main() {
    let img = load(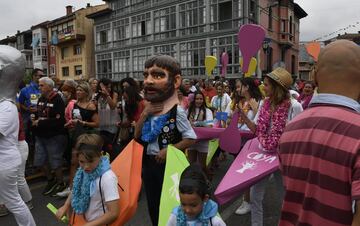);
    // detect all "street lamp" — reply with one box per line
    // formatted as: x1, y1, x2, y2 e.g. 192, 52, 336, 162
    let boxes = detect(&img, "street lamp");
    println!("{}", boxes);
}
262, 38, 271, 73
